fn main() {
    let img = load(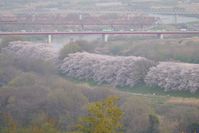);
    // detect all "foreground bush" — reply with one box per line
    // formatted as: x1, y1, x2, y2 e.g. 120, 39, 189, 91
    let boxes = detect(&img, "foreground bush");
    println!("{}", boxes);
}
59, 52, 155, 87
0, 73, 88, 128
75, 96, 123, 133
0, 114, 64, 133
145, 62, 199, 93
